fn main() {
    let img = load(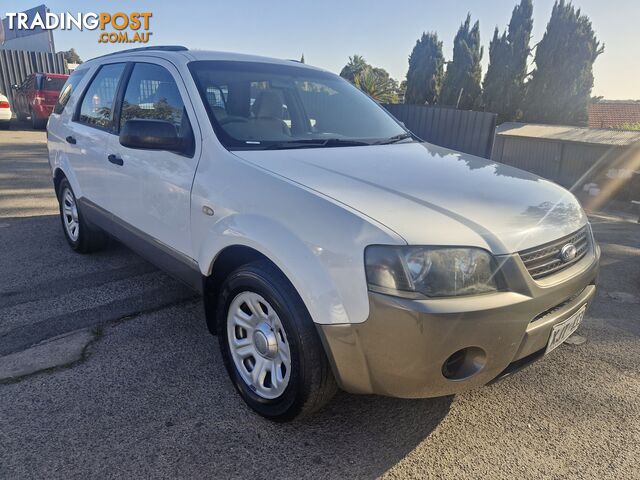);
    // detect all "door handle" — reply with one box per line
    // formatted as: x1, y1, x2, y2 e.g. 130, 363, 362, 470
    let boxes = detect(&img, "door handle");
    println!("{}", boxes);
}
107, 154, 124, 166
65, 136, 76, 144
